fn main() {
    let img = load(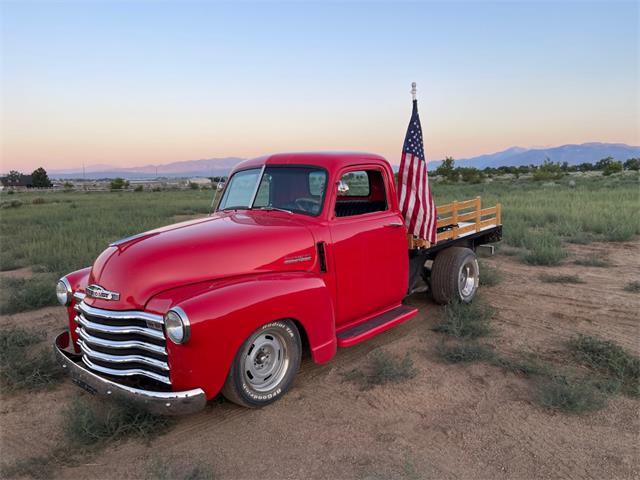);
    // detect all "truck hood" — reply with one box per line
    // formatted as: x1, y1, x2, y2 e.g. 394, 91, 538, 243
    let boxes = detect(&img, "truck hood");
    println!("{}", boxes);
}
84, 212, 317, 310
